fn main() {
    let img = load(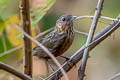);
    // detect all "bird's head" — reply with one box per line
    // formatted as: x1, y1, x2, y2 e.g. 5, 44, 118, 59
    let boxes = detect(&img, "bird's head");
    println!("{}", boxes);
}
55, 15, 77, 32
